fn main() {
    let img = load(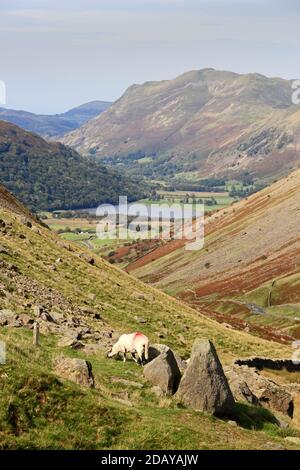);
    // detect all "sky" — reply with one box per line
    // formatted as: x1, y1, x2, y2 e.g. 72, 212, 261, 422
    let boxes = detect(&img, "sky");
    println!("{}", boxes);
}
1, 0, 300, 114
